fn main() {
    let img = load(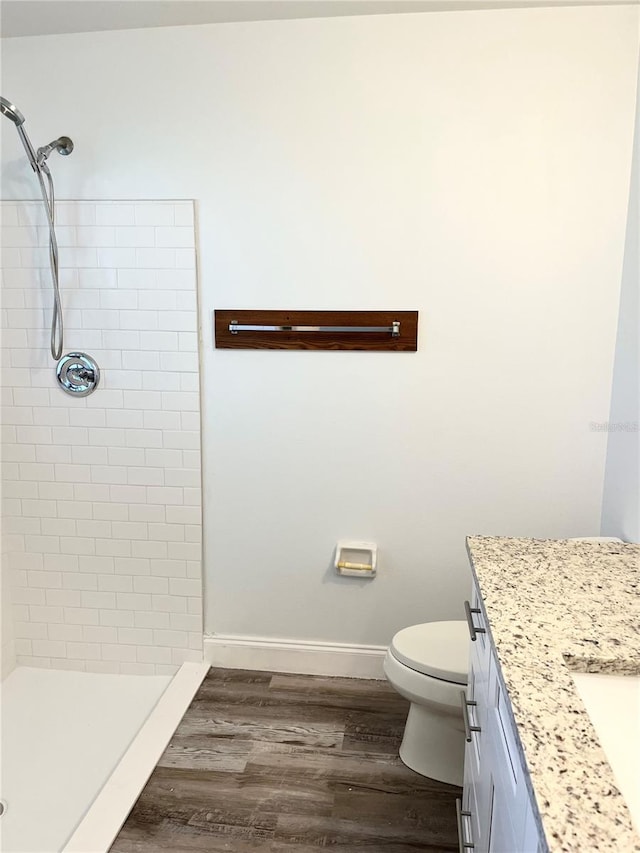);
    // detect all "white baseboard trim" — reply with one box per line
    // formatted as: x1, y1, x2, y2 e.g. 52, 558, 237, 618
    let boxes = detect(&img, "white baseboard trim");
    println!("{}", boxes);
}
204, 634, 387, 679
